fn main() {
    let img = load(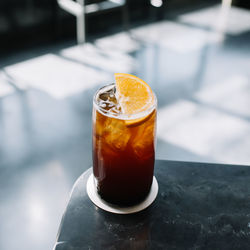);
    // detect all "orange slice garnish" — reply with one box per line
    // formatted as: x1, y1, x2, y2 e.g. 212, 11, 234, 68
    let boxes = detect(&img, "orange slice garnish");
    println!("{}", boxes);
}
114, 73, 155, 126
